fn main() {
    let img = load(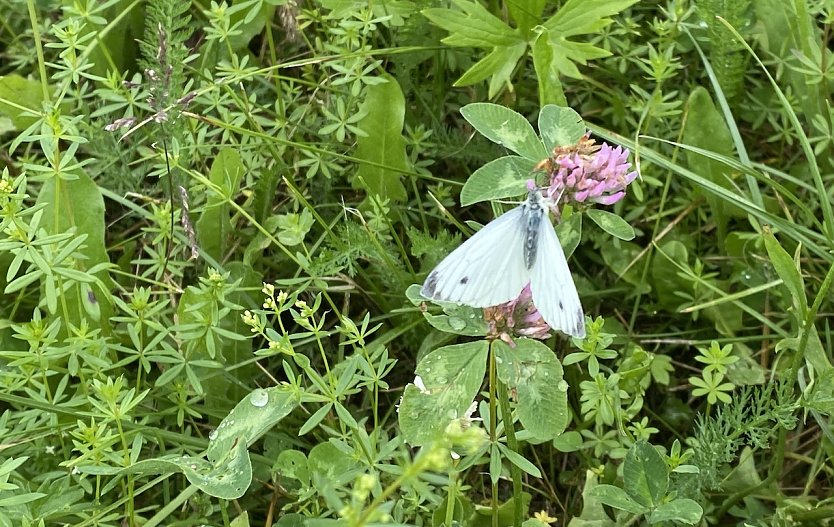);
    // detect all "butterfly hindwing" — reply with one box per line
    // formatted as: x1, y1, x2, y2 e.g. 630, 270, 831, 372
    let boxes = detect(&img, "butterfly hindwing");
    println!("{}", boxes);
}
530, 215, 585, 338
421, 206, 530, 308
